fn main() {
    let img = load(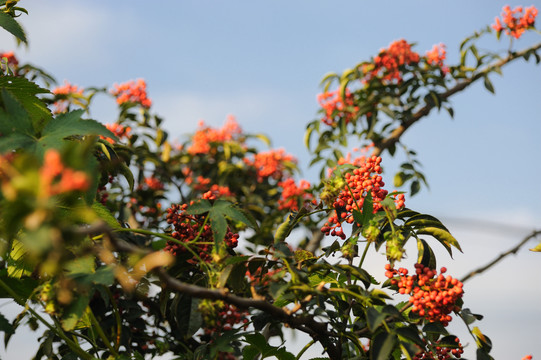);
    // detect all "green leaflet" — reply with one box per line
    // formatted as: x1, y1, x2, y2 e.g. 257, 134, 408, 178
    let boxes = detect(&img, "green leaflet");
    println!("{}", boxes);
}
0, 91, 116, 156
0, 77, 50, 132
0, 11, 27, 44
